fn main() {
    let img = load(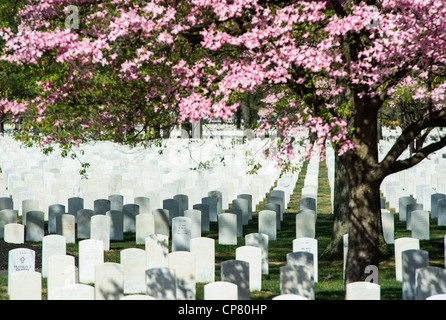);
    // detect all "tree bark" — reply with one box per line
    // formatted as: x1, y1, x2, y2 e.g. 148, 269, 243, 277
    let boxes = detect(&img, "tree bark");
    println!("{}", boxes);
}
343, 162, 381, 285
340, 93, 384, 286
